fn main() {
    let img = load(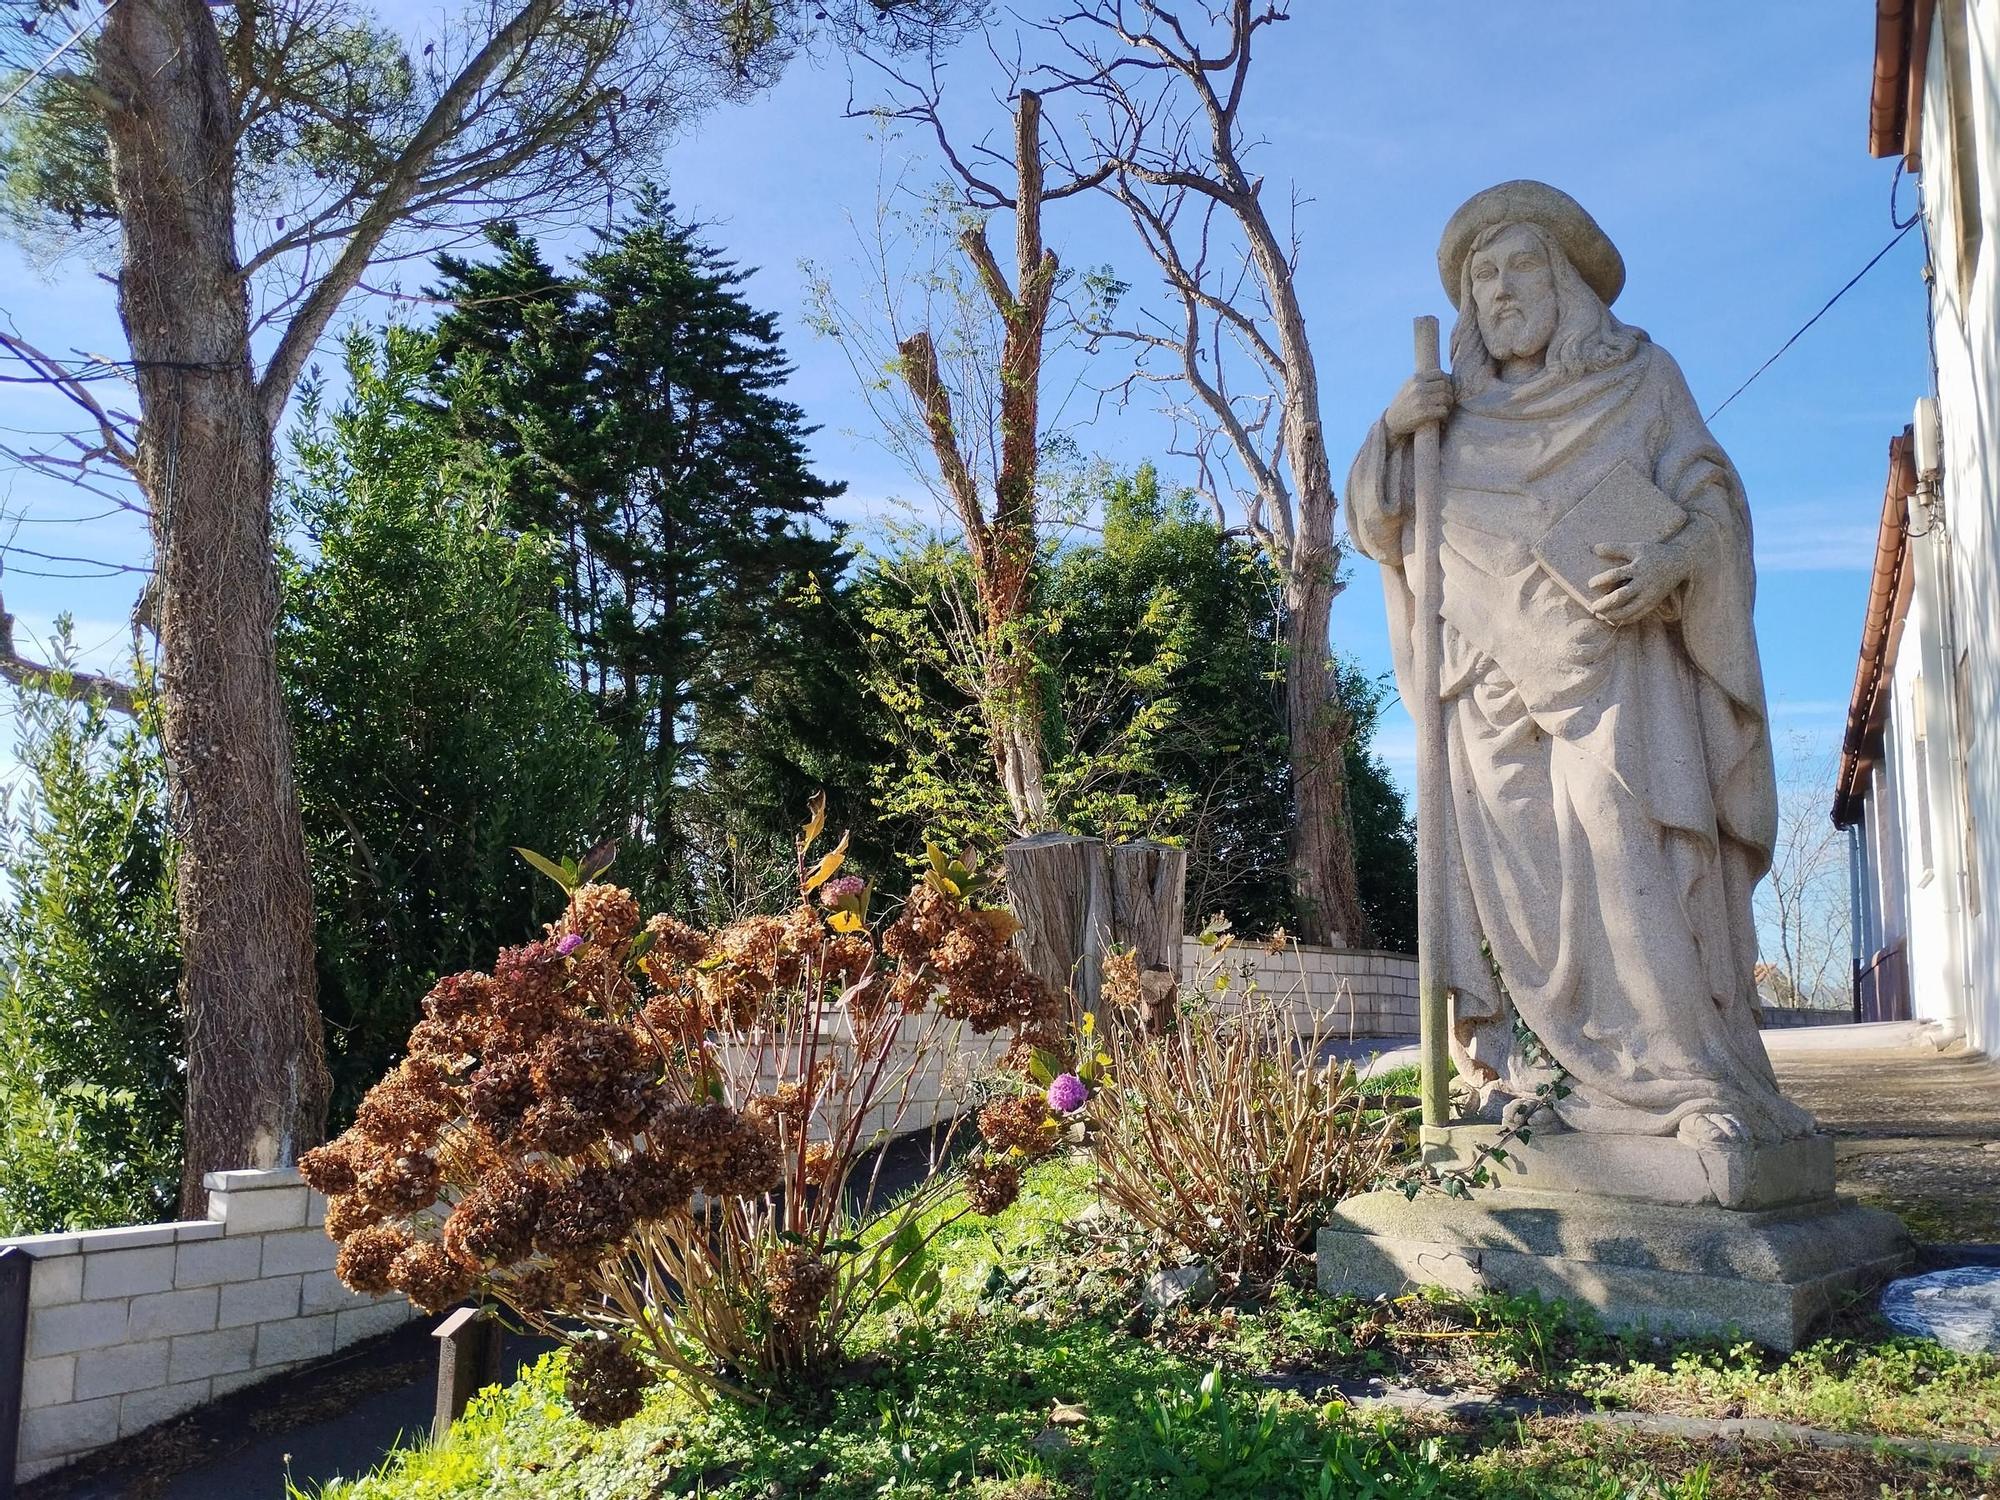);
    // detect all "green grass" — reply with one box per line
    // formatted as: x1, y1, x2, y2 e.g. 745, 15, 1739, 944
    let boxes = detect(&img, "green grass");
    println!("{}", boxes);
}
299, 1159, 2000, 1500
1358, 1061, 1420, 1098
